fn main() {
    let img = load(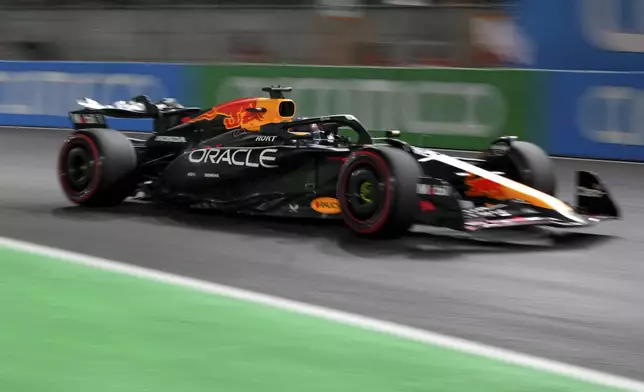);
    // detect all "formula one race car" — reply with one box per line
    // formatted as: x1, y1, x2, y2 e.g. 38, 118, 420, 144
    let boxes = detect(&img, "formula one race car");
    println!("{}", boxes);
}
58, 86, 620, 238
